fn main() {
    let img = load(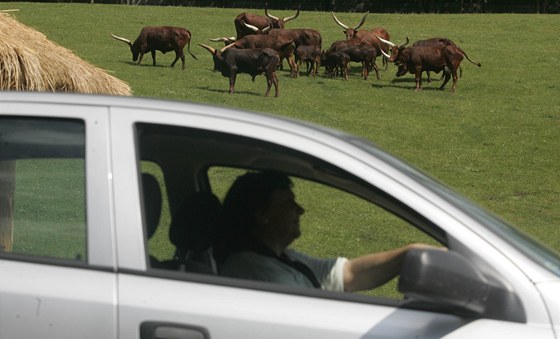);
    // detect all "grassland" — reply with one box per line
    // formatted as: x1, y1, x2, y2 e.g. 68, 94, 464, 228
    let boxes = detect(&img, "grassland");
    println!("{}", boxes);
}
3, 2, 560, 255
